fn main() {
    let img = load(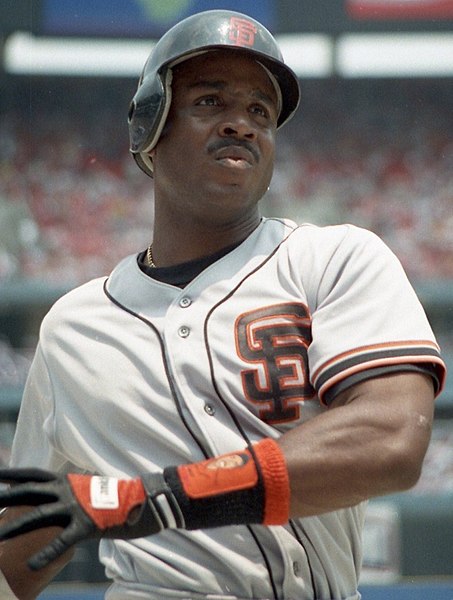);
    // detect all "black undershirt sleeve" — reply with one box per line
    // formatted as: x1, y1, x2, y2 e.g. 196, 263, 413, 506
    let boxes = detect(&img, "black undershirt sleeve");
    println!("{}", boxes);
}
323, 363, 439, 405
